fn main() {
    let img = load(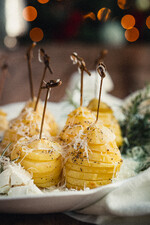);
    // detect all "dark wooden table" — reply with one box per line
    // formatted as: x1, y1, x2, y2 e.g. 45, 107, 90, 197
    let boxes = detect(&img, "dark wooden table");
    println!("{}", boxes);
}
0, 43, 150, 105
0, 42, 149, 225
